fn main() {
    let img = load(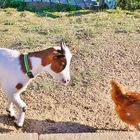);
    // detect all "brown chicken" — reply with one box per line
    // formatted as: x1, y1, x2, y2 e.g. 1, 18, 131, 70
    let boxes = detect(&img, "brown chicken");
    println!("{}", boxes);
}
111, 80, 140, 130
